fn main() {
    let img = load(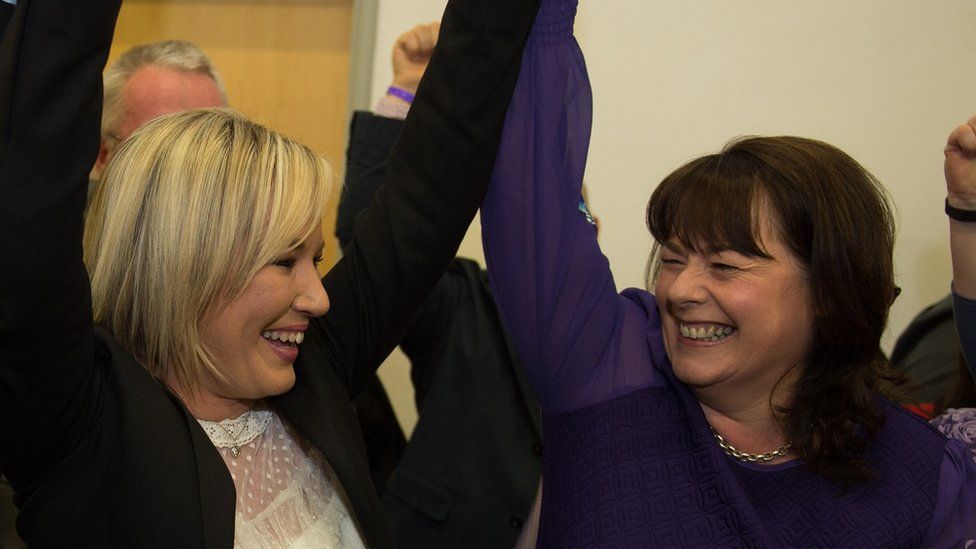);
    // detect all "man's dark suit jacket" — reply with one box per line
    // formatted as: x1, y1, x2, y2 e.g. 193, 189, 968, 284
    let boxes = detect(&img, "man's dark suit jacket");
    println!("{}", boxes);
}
0, 0, 540, 546
340, 112, 543, 549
